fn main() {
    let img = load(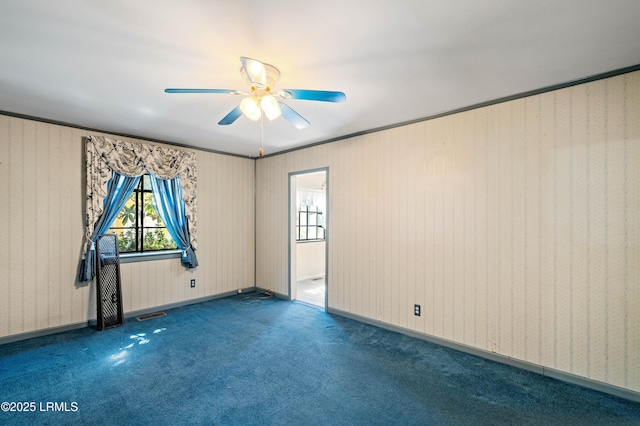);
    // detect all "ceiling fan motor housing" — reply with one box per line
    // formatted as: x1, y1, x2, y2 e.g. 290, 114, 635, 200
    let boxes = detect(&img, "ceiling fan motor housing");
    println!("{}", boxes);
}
240, 61, 281, 90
